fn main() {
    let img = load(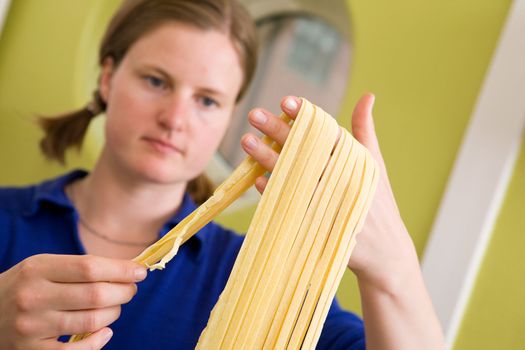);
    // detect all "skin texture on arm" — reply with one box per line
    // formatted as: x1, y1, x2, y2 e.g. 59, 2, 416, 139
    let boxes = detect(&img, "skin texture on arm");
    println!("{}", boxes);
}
243, 94, 445, 349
